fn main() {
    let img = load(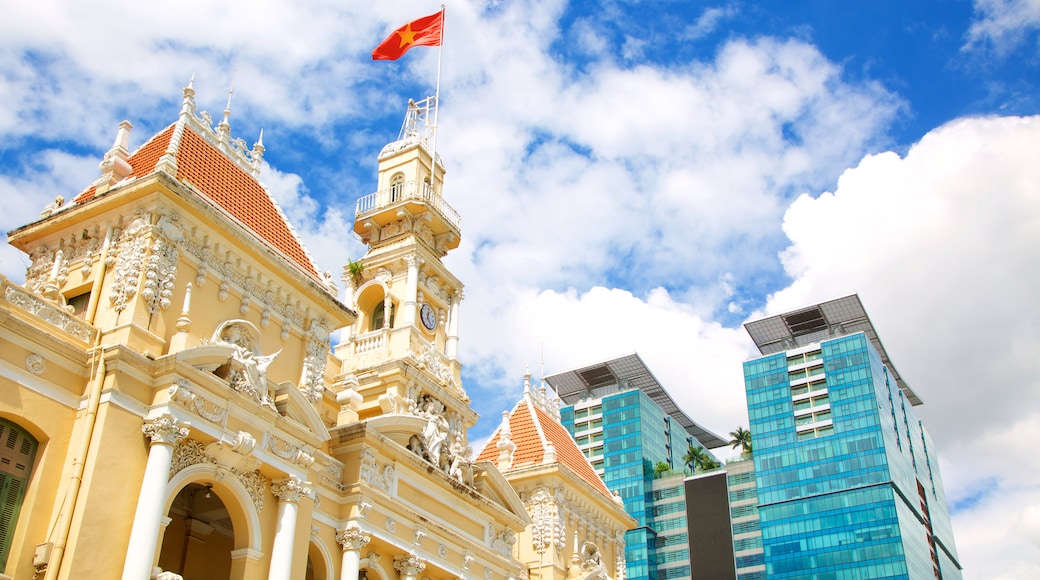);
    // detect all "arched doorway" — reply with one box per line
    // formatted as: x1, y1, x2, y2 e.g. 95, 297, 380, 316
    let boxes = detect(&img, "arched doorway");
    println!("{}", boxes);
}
305, 541, 329, 580
157, 482, 235, 579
